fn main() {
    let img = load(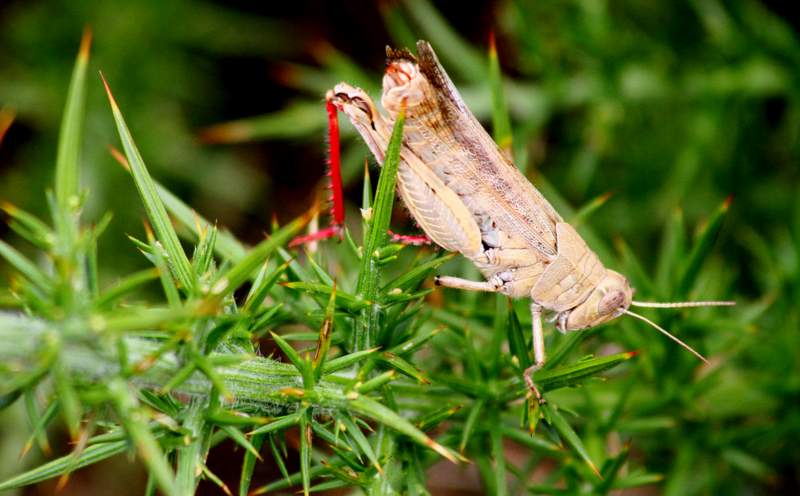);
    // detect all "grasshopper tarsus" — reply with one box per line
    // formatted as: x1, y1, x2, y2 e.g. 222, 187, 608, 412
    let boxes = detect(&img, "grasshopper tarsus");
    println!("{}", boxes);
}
288, 225, 342, 248
523, 365, 546, 404
387, 229, 432, 246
